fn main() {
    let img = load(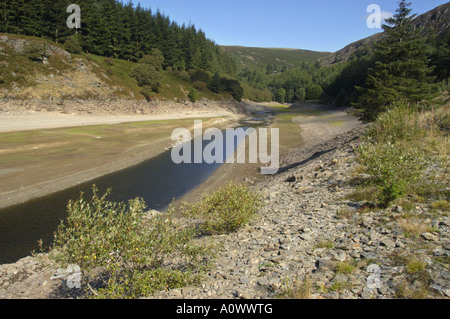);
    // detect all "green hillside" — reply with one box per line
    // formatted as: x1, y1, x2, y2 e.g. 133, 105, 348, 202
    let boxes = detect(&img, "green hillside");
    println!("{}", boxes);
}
0, 34, 235, 102
220, 46, 330, 73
